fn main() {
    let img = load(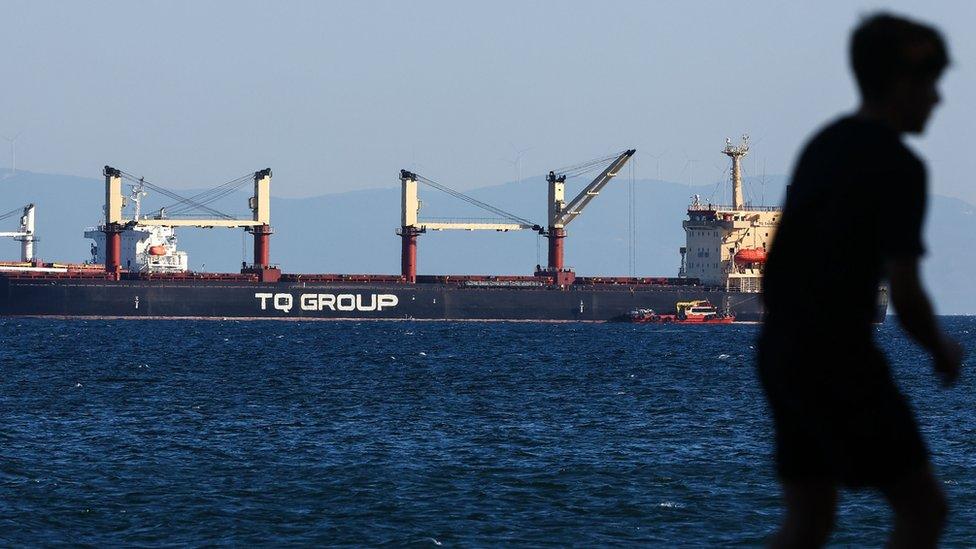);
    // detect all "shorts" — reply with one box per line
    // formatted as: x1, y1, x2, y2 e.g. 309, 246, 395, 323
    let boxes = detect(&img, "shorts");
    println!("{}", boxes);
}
757, 331, 928, 488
